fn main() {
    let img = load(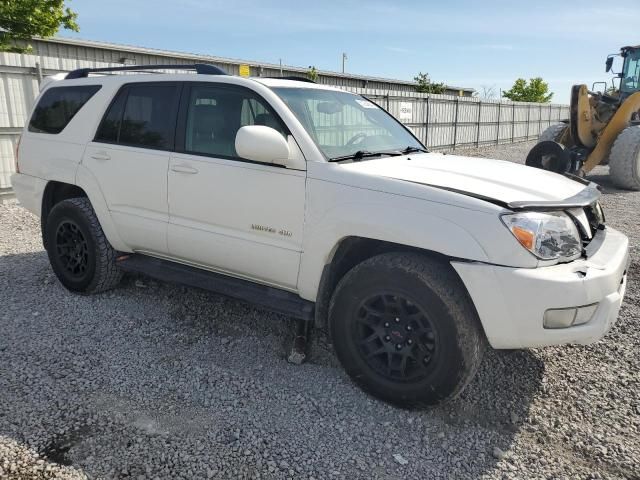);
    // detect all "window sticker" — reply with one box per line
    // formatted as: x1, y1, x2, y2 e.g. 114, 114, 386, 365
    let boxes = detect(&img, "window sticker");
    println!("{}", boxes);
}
355, 99, 377, 109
